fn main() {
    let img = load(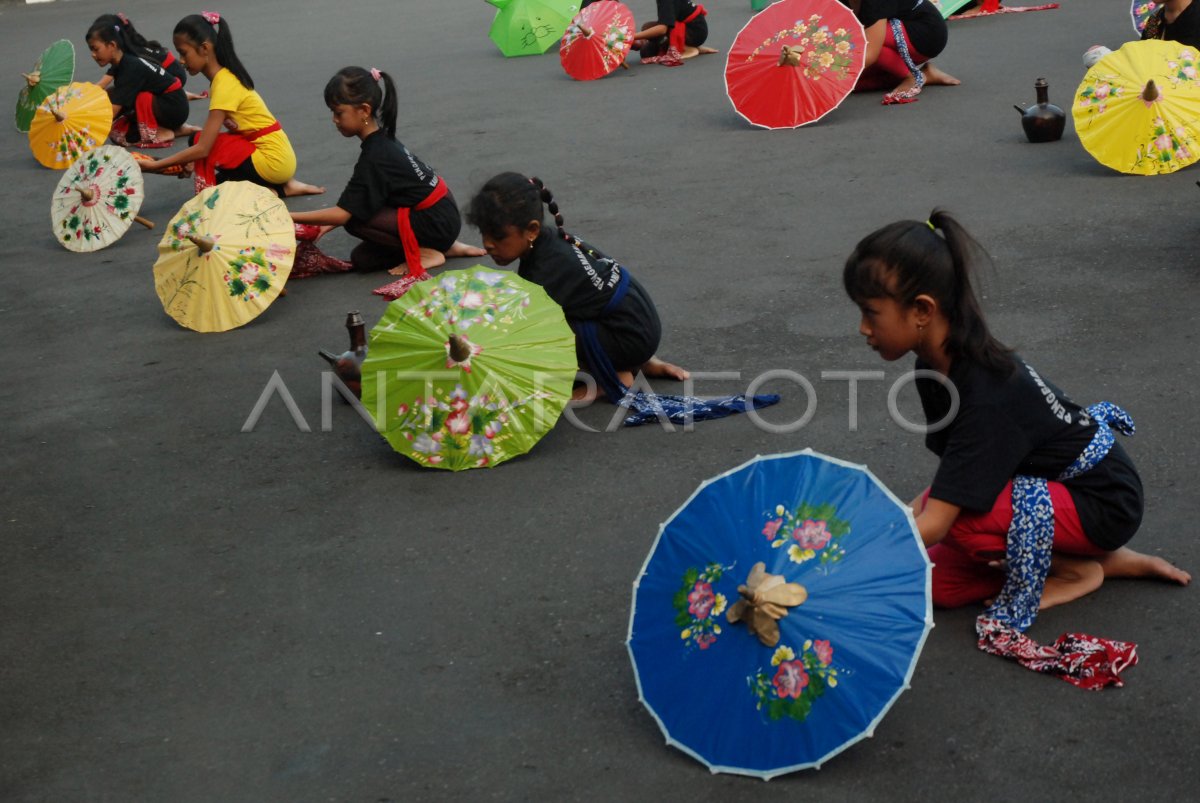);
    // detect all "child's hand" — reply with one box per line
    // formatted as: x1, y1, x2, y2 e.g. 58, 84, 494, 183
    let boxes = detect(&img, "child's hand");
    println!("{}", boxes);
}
316, 225, 335, 242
